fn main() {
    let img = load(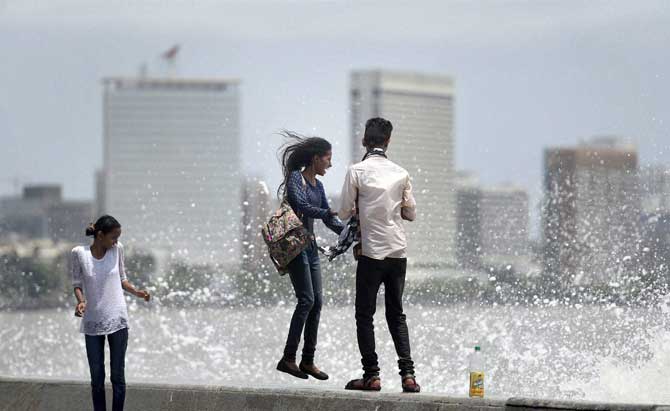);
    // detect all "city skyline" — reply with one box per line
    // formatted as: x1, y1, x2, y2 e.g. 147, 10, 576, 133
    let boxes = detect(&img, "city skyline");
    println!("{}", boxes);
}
5, 70, 670, 248
2, 1, 669, 239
